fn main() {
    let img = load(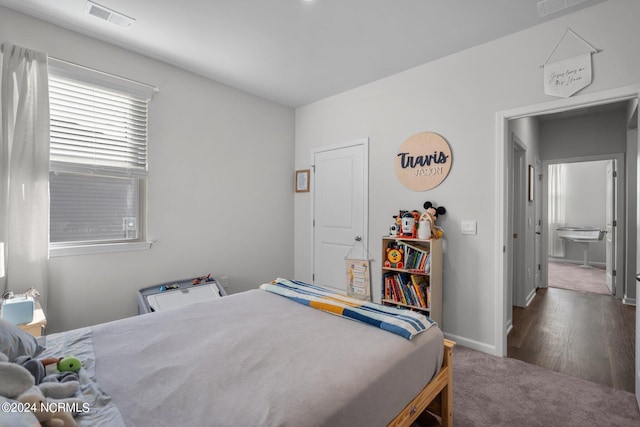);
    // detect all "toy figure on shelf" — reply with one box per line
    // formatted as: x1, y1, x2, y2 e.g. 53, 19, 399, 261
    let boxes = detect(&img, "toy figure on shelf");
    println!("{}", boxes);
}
422, 201, 447, 239
390, 211, 403, 236
384, 241, 404, 269
391, 211, 404, 236
418, 212, 431, 240
400, 211, 416, 238
389, 222, 399, 236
